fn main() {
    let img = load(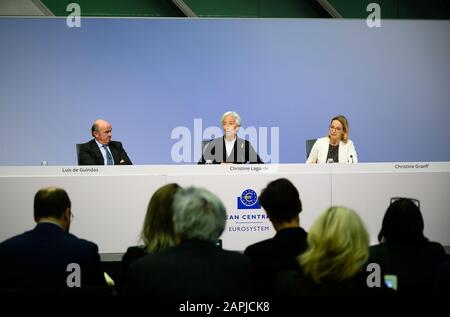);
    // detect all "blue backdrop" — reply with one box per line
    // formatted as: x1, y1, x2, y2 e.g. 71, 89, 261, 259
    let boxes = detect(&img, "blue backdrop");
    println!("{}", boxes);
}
0, 18, 449, 165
